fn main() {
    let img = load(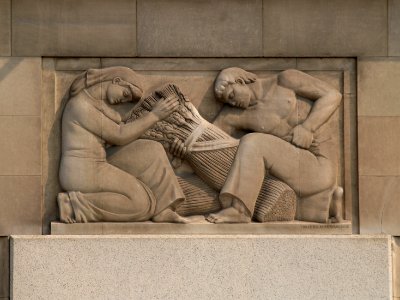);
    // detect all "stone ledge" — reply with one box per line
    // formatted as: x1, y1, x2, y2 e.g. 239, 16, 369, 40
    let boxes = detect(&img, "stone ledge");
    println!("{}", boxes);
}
51, 220, 352, 235
10, 235, 391, 300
